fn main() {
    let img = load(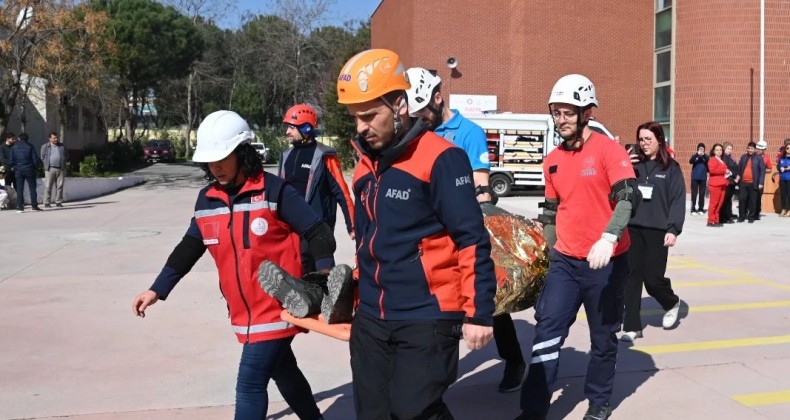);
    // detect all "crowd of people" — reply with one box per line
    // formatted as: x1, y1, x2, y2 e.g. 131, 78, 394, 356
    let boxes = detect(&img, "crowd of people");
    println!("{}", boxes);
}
128, 47, 789, 420
0, 131, 68, 212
